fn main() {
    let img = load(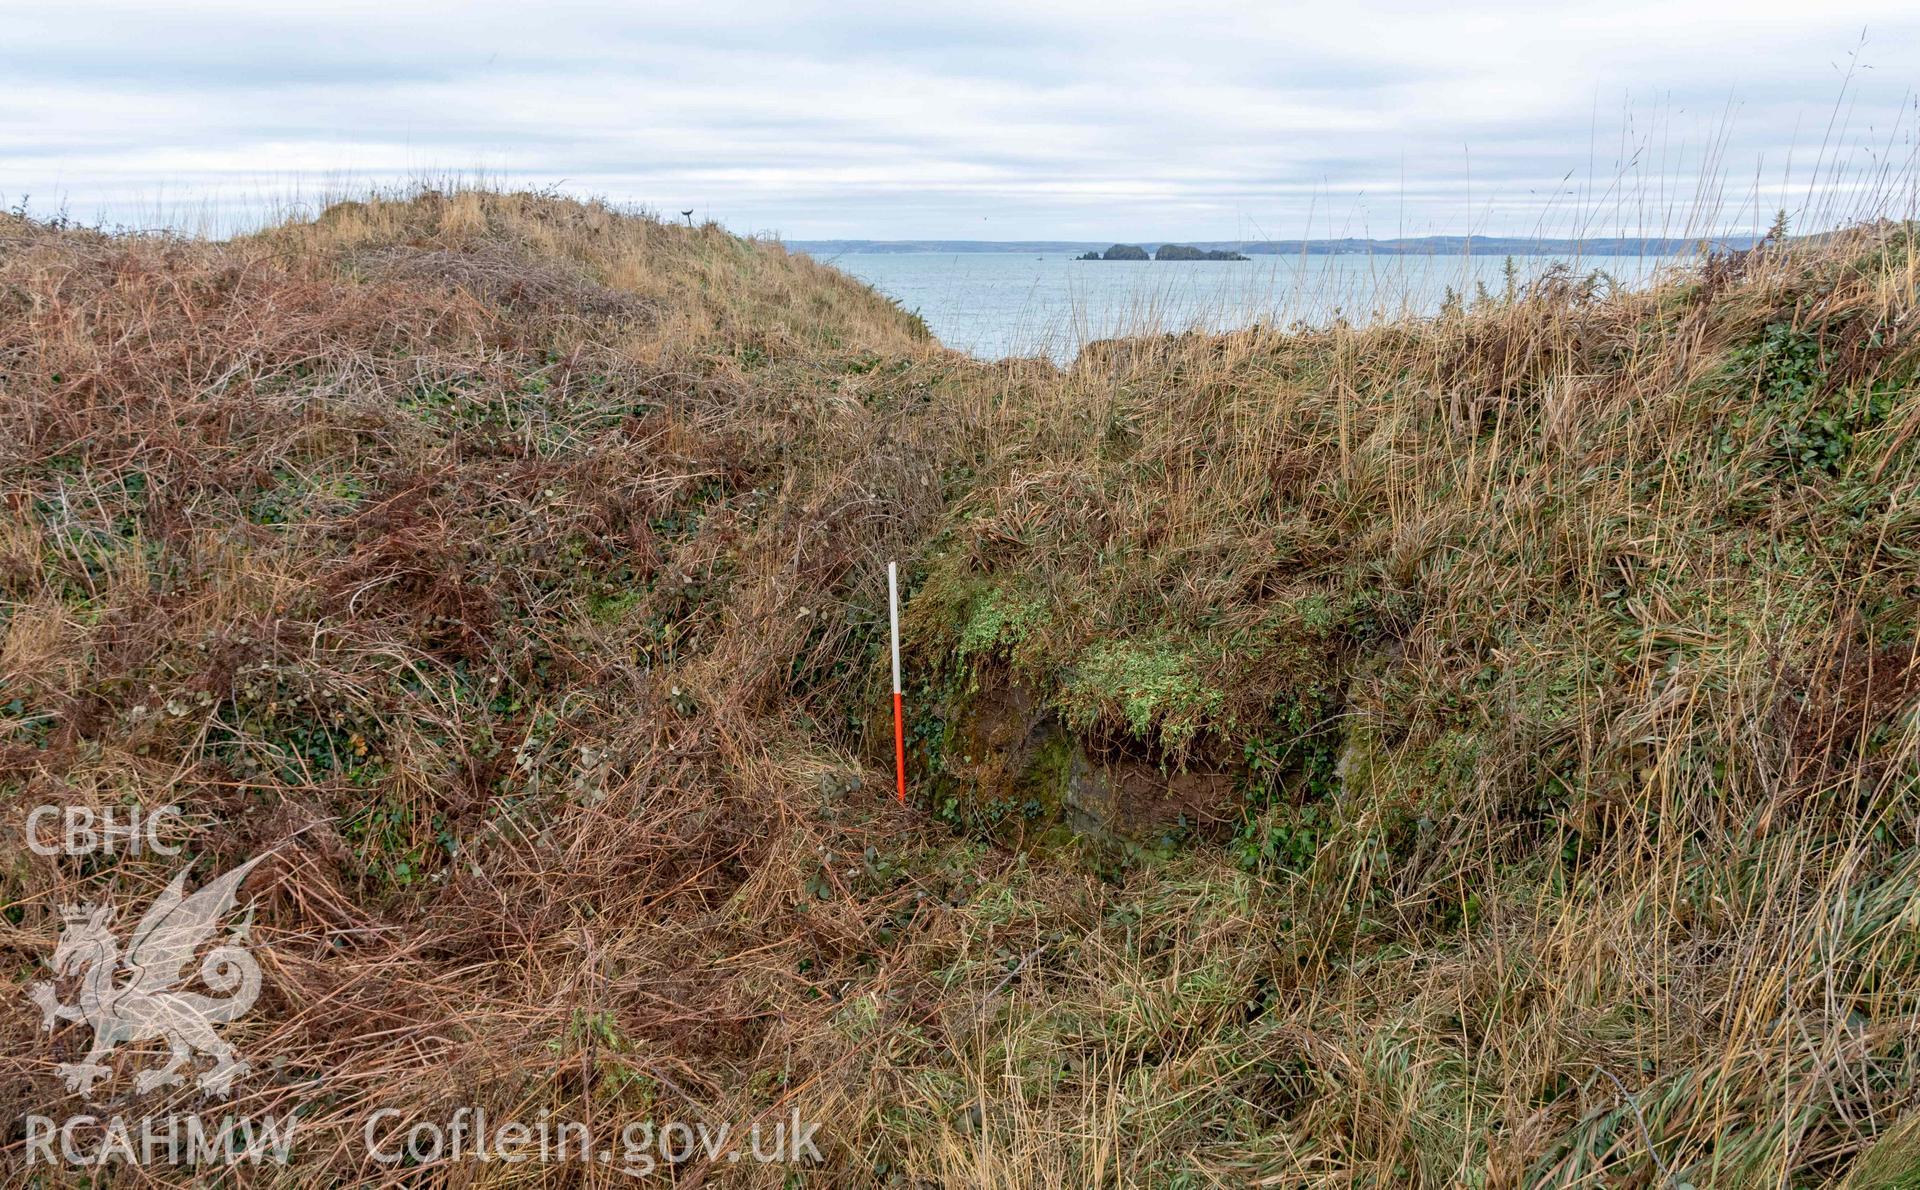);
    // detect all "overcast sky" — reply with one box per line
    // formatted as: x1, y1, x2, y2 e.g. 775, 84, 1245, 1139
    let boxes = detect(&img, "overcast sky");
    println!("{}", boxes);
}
4, 1, 1917, 240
